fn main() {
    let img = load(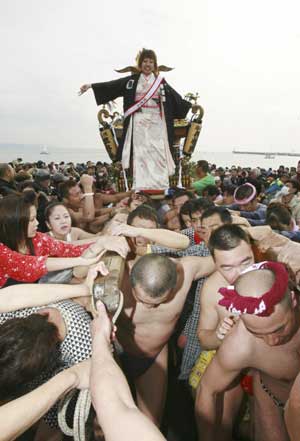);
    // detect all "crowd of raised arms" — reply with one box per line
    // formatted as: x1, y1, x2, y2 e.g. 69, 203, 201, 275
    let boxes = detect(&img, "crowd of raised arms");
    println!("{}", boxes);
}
1, 157, 300, 441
